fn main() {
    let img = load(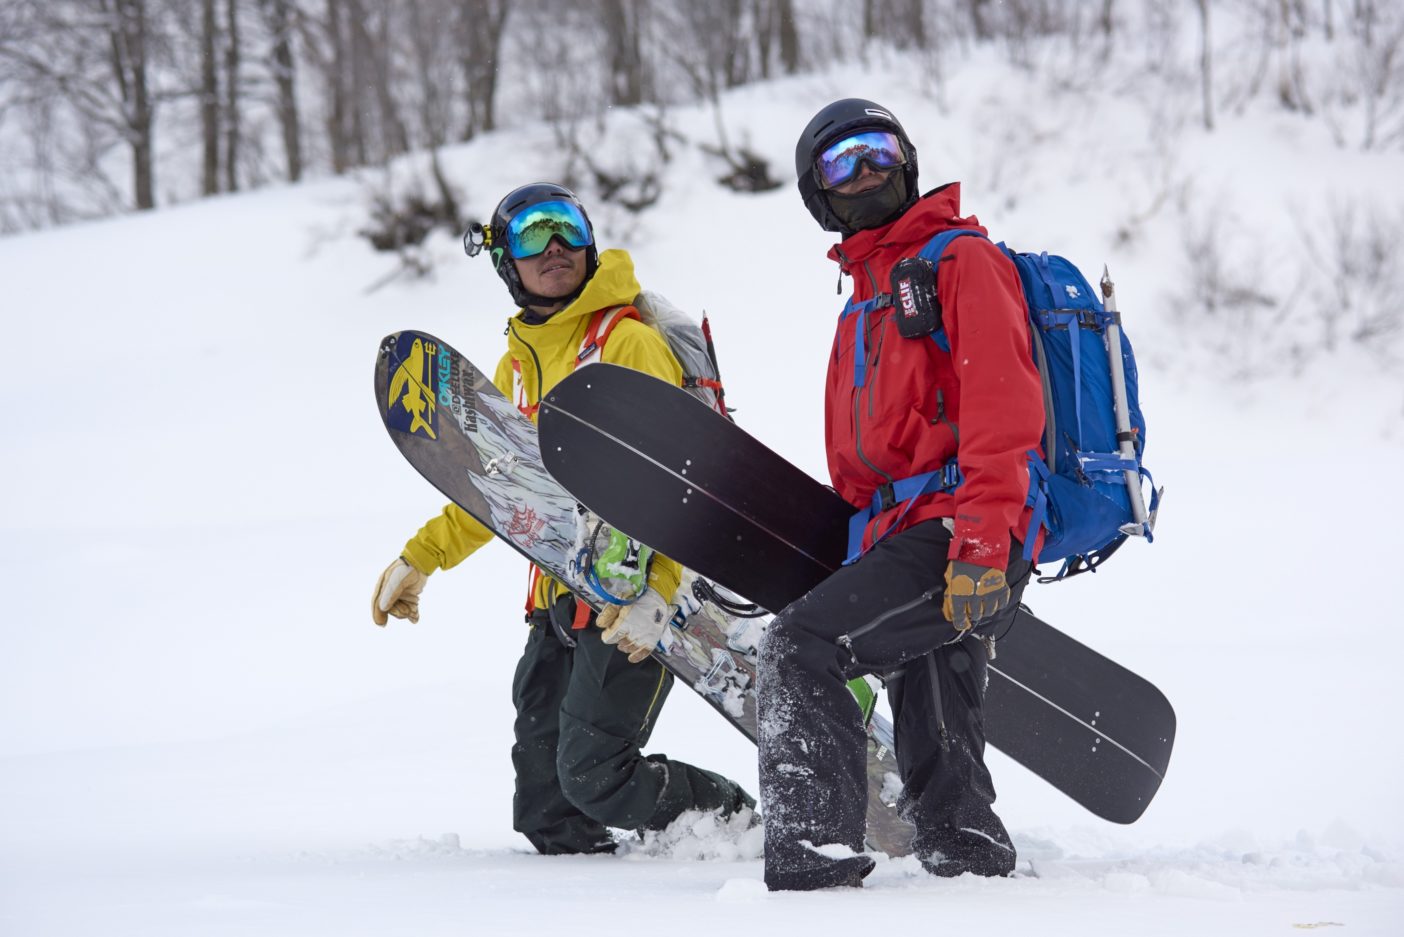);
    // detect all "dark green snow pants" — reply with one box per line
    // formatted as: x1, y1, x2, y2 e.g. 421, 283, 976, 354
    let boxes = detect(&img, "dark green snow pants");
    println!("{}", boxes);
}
510, 596, 751, 855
